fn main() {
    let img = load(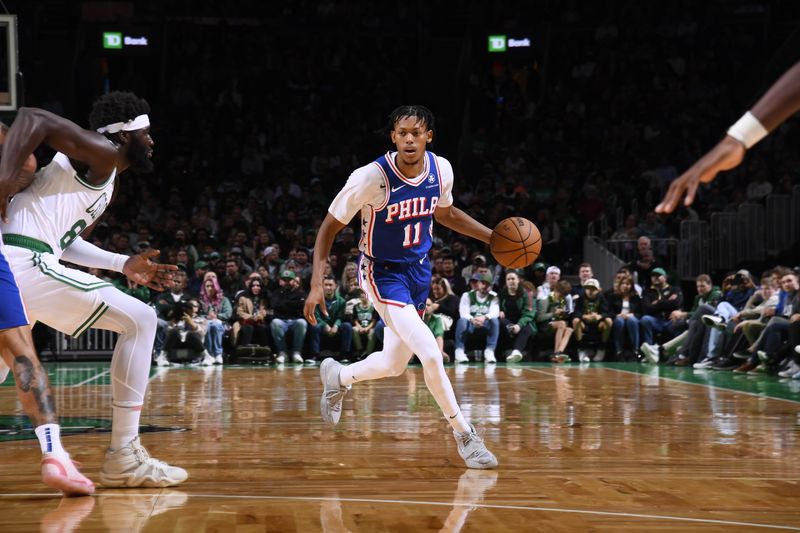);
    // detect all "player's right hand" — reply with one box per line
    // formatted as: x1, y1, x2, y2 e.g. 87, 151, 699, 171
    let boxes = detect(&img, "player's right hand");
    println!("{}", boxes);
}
655, 136, 745, 214
304, 284, 326, 325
